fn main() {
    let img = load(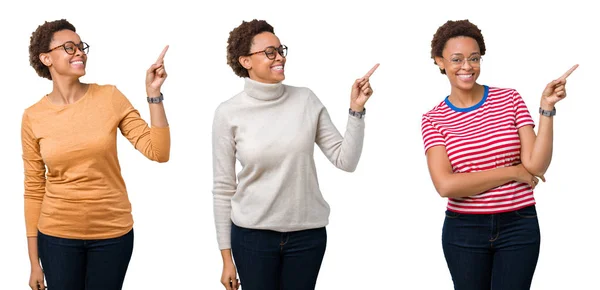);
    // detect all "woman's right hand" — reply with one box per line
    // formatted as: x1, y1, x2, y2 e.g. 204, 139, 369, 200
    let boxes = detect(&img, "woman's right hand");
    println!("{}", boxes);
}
146, 45, 169, 97
29, 265, 45, 290
221, 262, 239, 290
513, 163, 545, 189
350, 64, 379, 112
